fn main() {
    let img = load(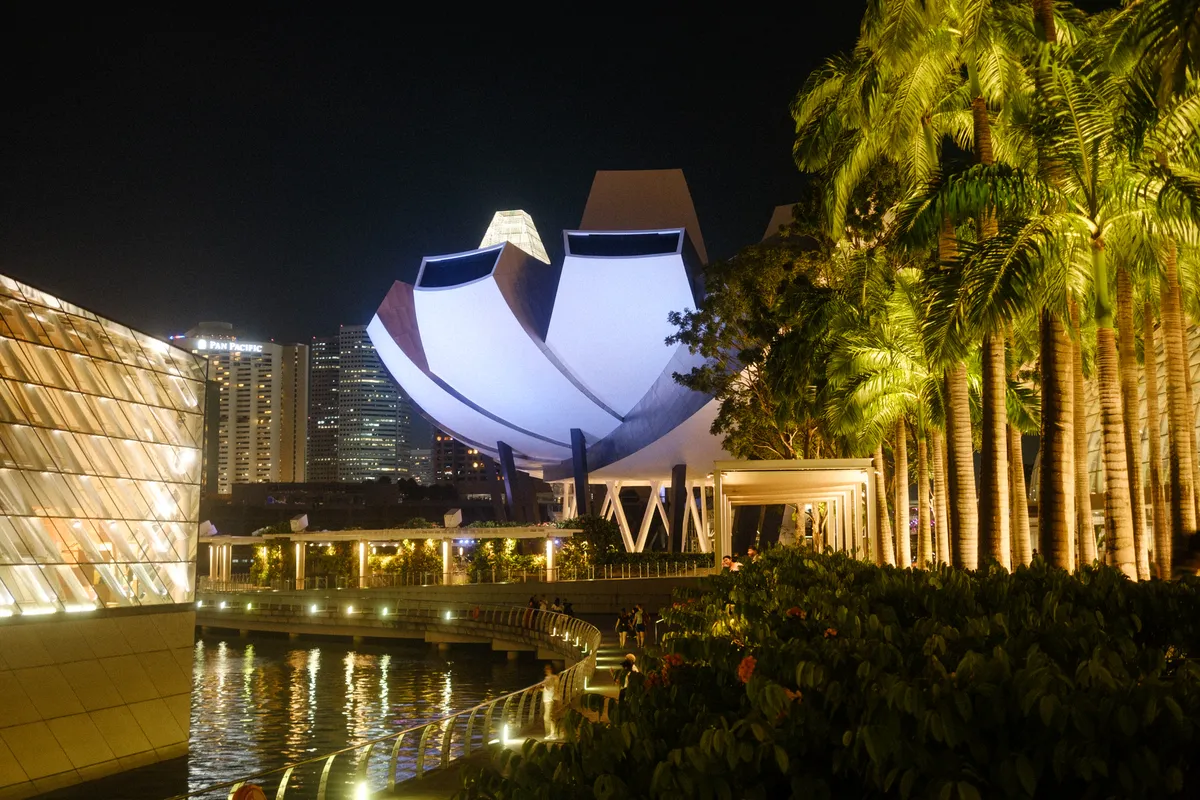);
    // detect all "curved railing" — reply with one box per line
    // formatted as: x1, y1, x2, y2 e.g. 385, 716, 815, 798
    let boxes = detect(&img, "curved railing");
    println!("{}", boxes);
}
173, 604, 600, 800
197, 560, 712, 593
